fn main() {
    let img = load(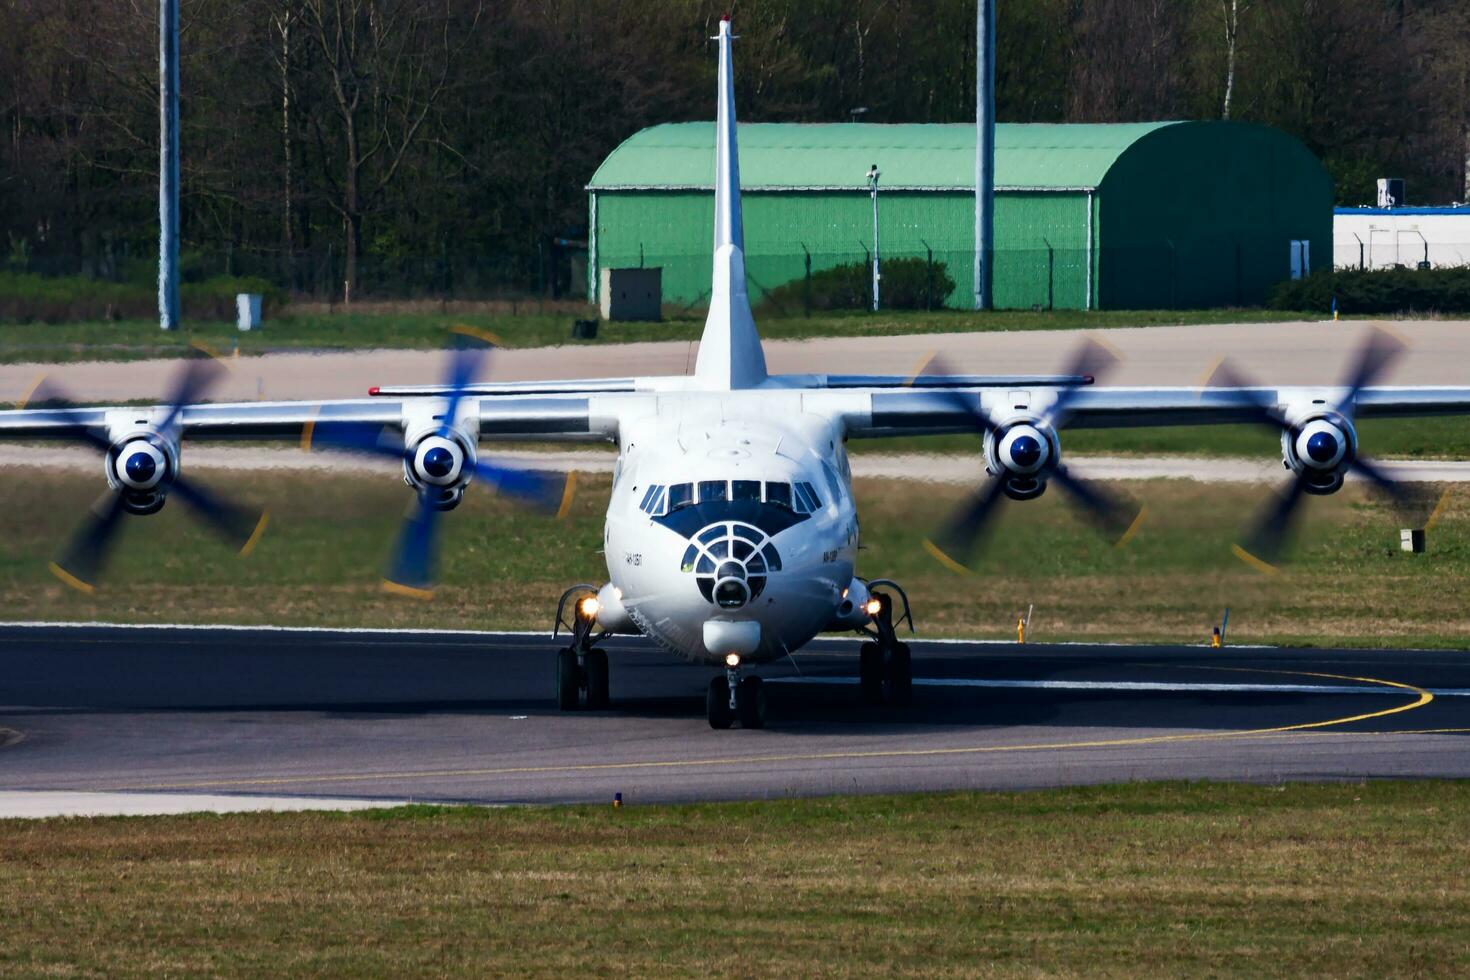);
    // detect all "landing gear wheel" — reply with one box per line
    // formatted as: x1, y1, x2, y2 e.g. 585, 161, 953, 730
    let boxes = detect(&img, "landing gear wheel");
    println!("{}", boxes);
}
885, 642, 912, 705
706, 676, 735, 729
556, 646, 580, 711
859, 642, 885, 705
584, 648, 610, 709
737, 676, 766, 729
